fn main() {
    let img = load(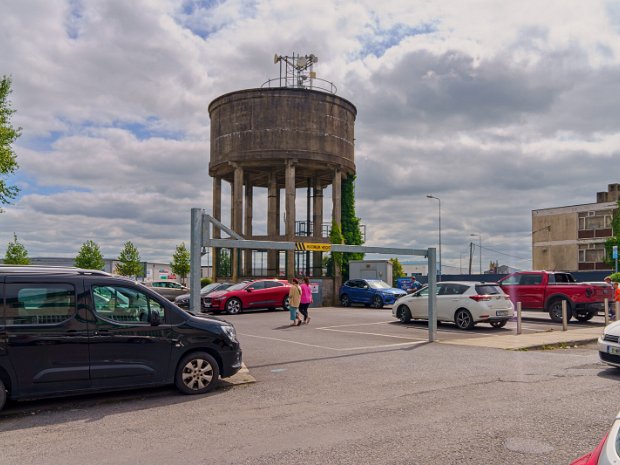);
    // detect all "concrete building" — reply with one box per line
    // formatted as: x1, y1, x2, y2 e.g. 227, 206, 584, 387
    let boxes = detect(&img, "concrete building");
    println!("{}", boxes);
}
532, 183, 620, 271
